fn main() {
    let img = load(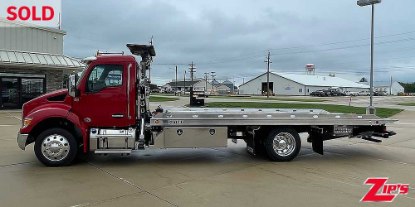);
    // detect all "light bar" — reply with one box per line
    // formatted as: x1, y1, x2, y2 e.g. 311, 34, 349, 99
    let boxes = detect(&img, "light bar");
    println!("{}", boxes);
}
357, 0, 381, 7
